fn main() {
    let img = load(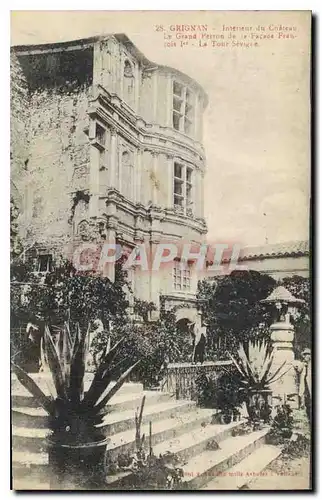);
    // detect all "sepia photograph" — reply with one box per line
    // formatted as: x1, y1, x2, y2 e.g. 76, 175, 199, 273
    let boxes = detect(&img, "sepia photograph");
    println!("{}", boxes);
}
10, 9, 312, 491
